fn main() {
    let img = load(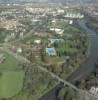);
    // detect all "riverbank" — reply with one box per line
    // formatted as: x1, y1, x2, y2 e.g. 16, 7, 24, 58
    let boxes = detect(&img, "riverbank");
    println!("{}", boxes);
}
86, 18, 98, 33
